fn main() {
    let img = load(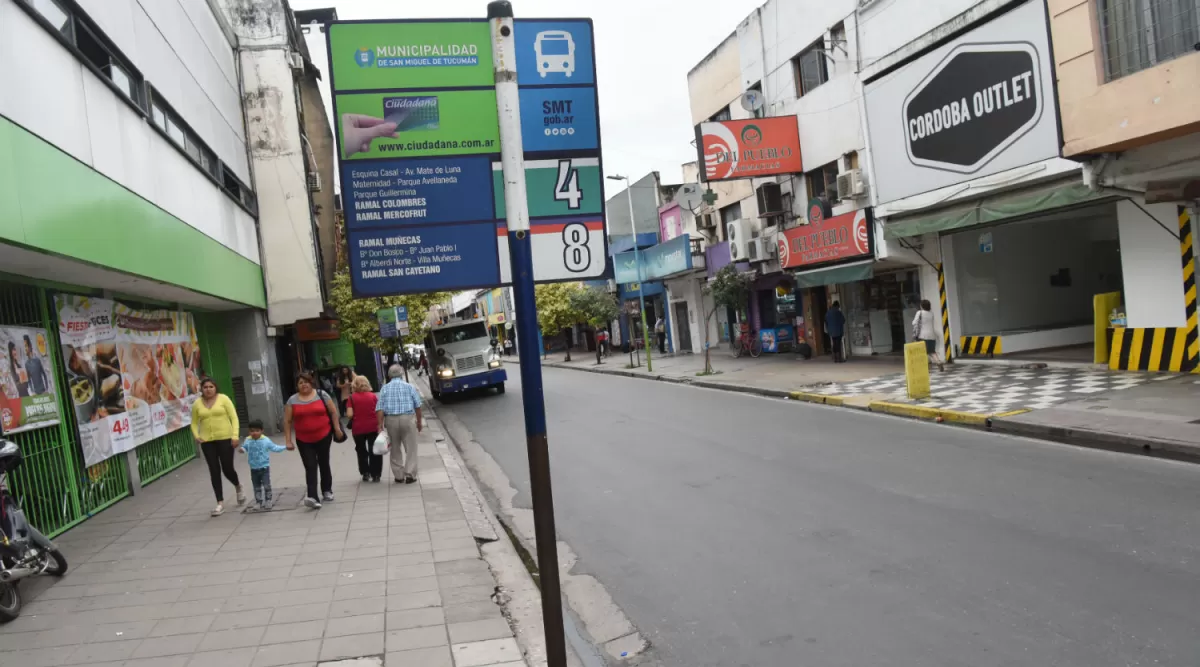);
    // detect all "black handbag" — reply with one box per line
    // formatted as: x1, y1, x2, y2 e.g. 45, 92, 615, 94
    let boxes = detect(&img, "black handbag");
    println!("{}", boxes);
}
322, 392, 348, 443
